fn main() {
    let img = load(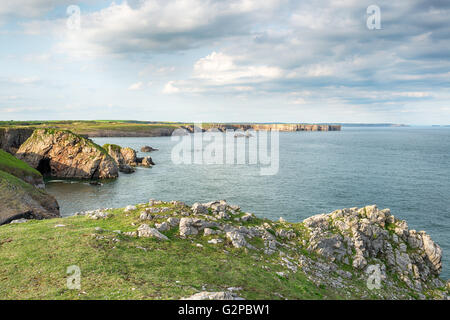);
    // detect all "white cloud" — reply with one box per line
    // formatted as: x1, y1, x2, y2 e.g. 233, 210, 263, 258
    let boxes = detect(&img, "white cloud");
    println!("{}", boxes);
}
49, 0, 284, 57
193, 52, 283, 84
163, 51, 283, 94
290, 98, 307, 105
10, 76, 41, 84
162, 81, 180, 94
393, 92, 431, 98
128, 81, 143, 90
